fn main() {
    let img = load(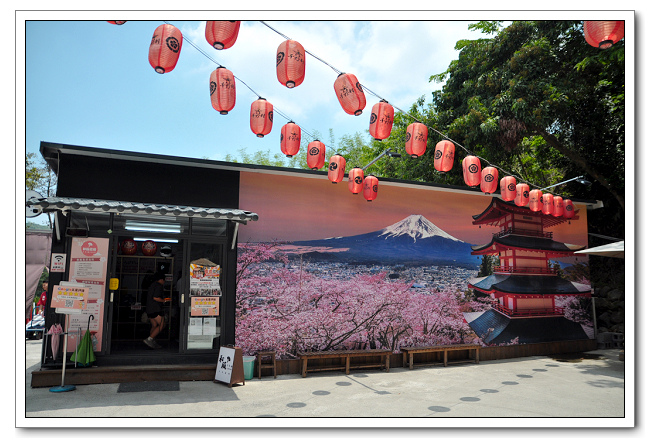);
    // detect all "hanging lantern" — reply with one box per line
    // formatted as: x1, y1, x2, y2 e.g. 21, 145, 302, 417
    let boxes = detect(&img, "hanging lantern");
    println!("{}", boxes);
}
107, 21, 127, 25
328, 154, 347, 184
205, 21, 240, 50
462, 156, 481, 187
500, 176, 516, 202
121, 239, 137, 255
363, 175, 379, 202
434, 140, 455, 172
405, 122, 428, 158
306, 140, 326, 170
250, 98, 273, 137
276, 40, 305, 88
209, 66, 236, 115
515, 183, 530, 207
280, 121, 301, 157
480, 167, 499, 194
563, 199, 576, 219
148, 24, 183, 74
542, 193, 555, 215
553, 196, 564, 217
369, 100, 394, 141
348, 167, 364, 194
529, 189, 543, 212
584, 21, 624, 49
141, 240, 157, 256
333, 73, 366, 116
